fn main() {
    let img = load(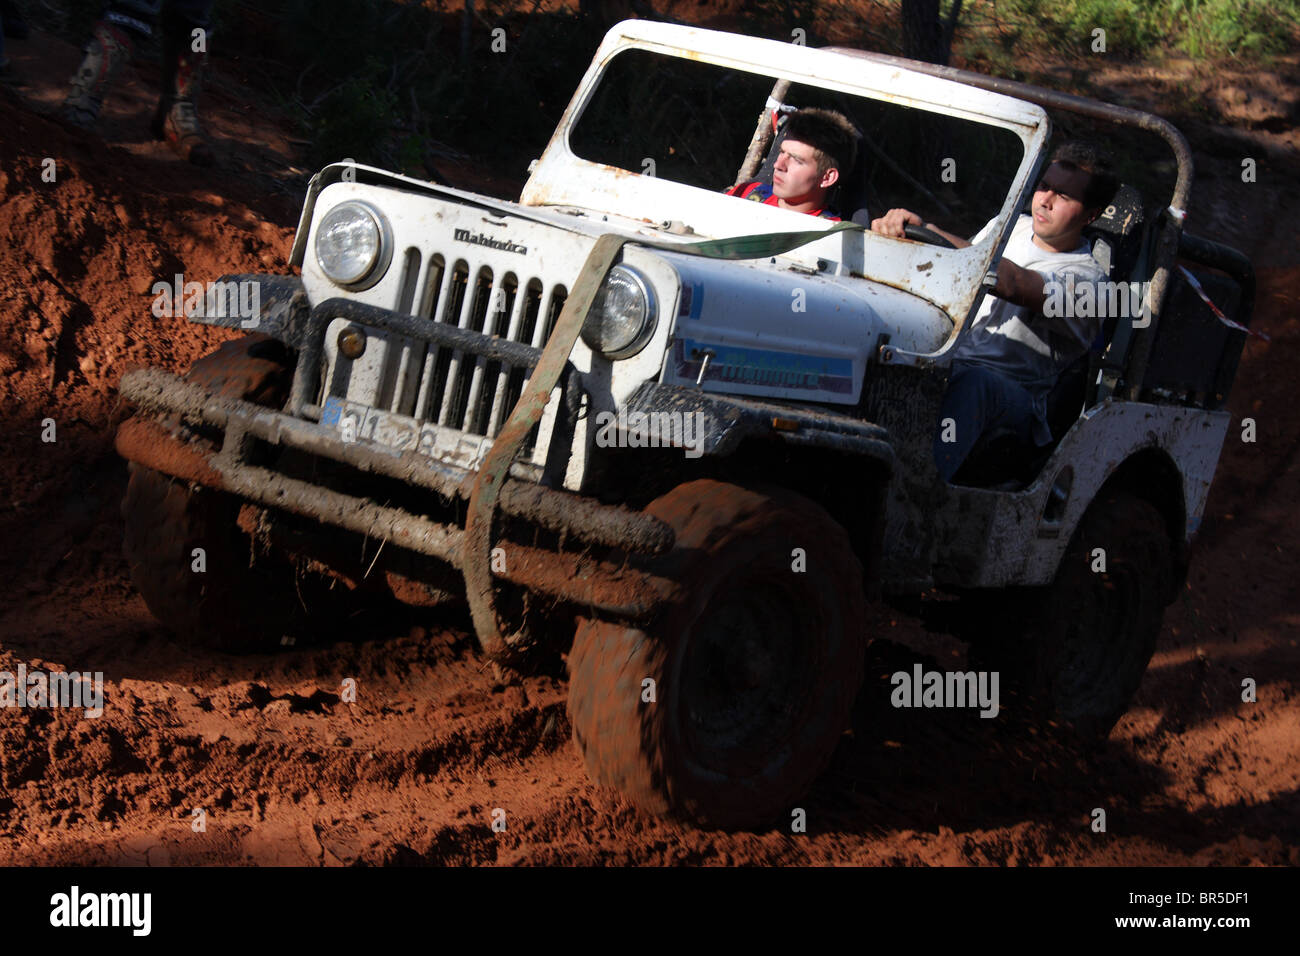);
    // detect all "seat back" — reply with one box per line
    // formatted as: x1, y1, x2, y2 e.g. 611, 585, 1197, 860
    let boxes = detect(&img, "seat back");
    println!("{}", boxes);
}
1143, 266, 1245, 409
1083, 182, 1144, 283
1085, 185, 1160, 405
